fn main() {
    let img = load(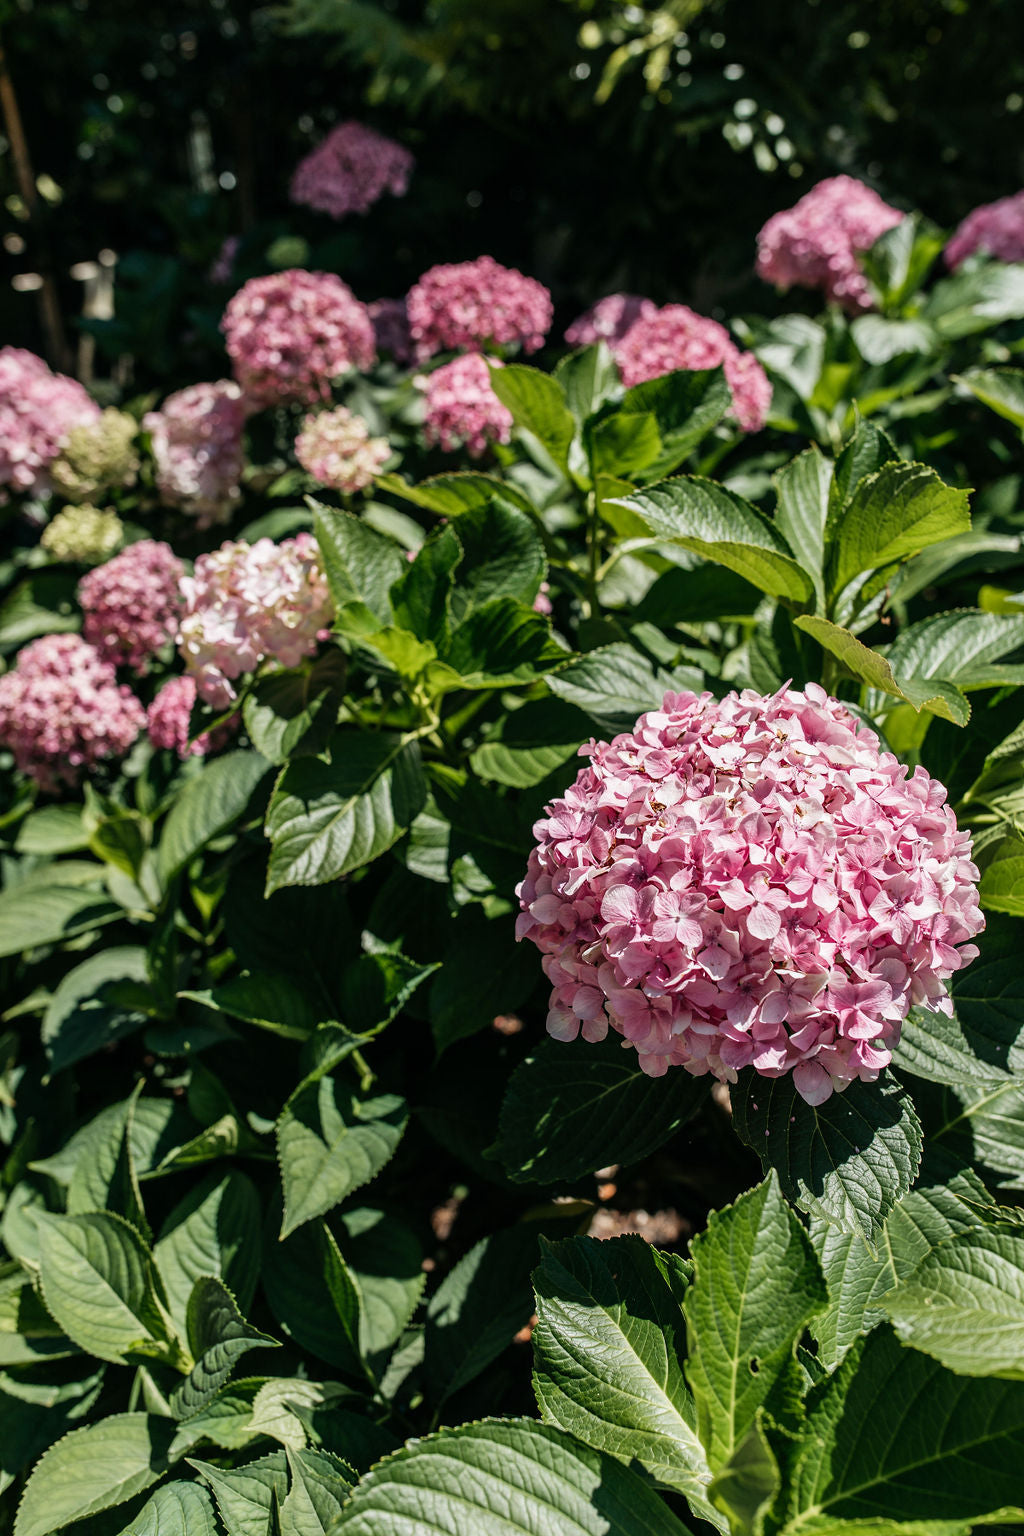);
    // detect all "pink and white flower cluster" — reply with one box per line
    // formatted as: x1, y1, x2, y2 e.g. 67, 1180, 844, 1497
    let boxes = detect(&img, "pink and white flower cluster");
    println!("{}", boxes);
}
0, 633, 144, 790
945, 188, 1024, 270
78, 539, 185, 674
178, 534, 333, 708
565, 293, 658, 349
420, 353, 513, 458
290, 121, 414, 220
614, 304, 772, 433
0, 347, 100, 497
295, 405, 390, 492
144, 381, 247, 528
517, 685, 983, 1106
222, 270, 376, 409
406, 256, 552, 361
755, 175, 904, 311
146, 674, 234, 758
